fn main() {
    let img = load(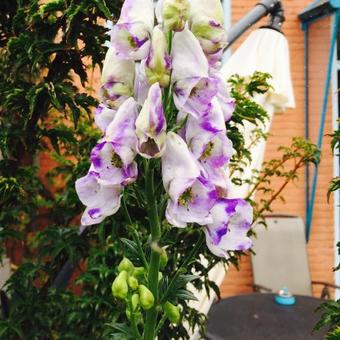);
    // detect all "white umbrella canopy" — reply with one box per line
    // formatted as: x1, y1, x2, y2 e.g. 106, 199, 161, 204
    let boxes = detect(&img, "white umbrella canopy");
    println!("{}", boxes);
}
222, 27, 295, 198
190, 28, 296, 339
